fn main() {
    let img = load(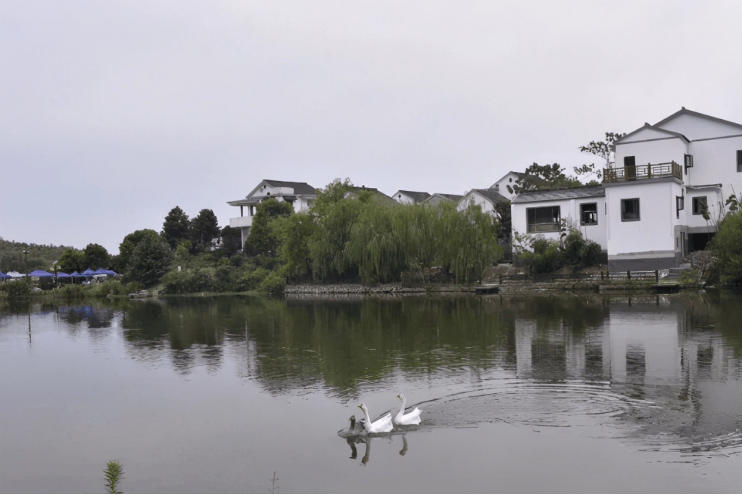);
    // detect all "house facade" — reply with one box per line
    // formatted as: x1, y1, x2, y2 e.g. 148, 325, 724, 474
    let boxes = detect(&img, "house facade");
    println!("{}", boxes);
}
422, 193, 464, 207
392, 190, 431, 205
227, 180, 317, 247
457, 188, 508, 216
511, 108, 742, 270
491, 172, 527, 201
